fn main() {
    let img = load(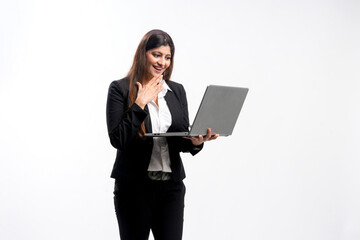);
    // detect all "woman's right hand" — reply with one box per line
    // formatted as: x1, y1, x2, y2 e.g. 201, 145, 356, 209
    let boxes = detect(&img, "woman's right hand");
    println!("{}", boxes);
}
135, 75, 164, 109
